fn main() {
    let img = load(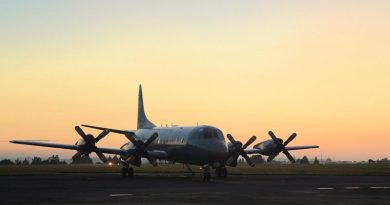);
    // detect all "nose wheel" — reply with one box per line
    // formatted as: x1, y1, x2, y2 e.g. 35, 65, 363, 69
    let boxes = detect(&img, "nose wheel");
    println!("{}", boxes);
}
202, 165, 211, 182
121, 166, 134, 178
